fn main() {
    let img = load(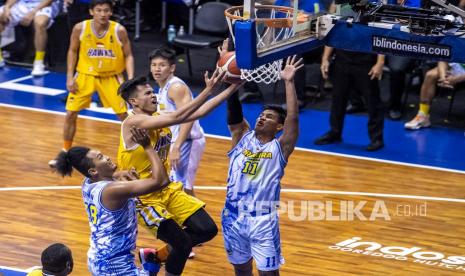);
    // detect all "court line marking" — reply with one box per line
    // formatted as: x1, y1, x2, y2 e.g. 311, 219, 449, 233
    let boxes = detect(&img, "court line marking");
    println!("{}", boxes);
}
0, 75, 65, 96
1, 103, 464, 175
0, 265, 27, 272
0, 185, 464, 203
